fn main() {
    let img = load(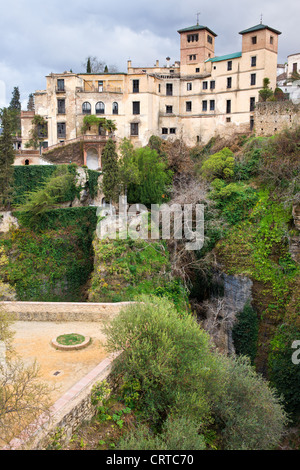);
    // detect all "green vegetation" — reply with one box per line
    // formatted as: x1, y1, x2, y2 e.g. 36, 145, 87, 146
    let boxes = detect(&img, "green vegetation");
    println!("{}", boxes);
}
12, 165, 100, 206
269, 324, 300, 417
81, 115, 117, 135
126, 146, 173, 206
25, 114, 48, 149
0, 108, 15, 208
232, 302, 259, 364
199, 147, 235, 181
0, 207, 98, 302
196, 128, 300, 421
101, 138, 120, 203
15, 165, 80, 228
89, 236, 187, 309
102, 296, 287, 450
56, 333, 86, 346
